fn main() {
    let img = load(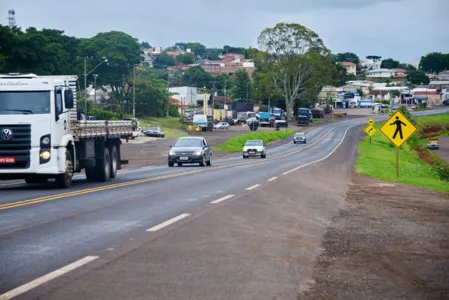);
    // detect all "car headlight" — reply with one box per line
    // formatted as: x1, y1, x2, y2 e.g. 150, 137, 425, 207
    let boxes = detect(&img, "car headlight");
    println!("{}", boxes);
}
40, 150, 51, 160
169, 150, 176, 156
194, 151, 202, 156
